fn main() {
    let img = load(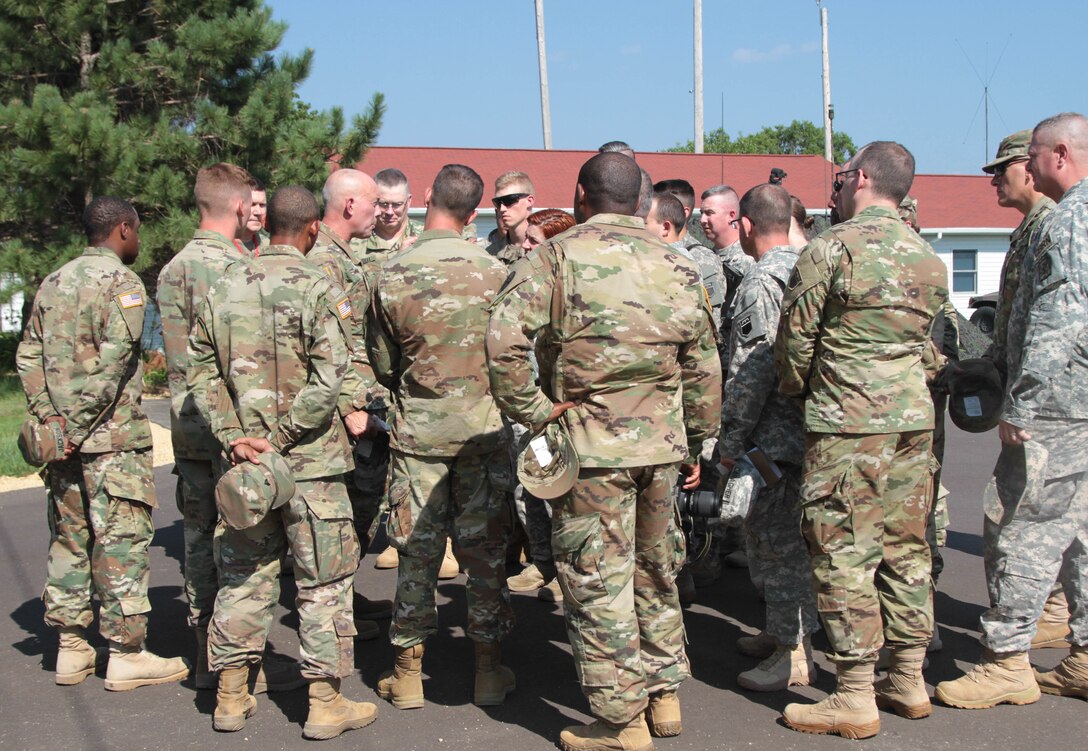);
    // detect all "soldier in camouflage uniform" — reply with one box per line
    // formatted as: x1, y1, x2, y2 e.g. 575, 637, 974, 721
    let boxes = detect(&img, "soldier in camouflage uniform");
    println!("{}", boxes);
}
487, 153, 721, 750
486, 171, 536, 265
188, 186, 376, 739
364, 168, 424, 255
700, 185, 755, 337
367, 164, 516, 710
776, 142, 949, 739
158, 162, 275, 688
937, 113, 1088, 708
306, 168, 393, 636
239, 179, 268, 254
715, 184, 819, 693
18, 196, 189, 690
